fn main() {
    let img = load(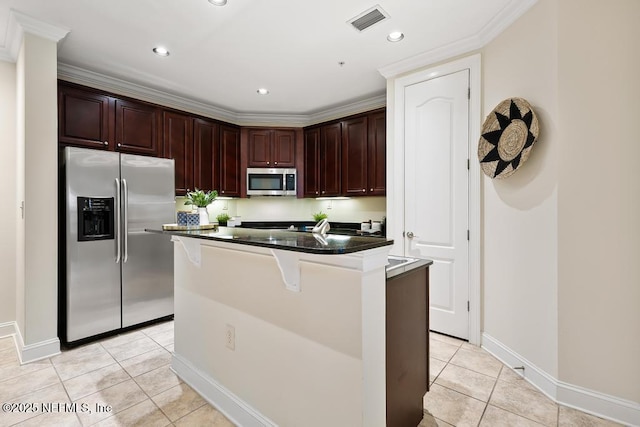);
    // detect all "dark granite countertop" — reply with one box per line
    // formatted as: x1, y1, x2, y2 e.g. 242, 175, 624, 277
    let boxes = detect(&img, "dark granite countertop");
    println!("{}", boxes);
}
146, 226, 393, 255
385, 257, 433, 280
